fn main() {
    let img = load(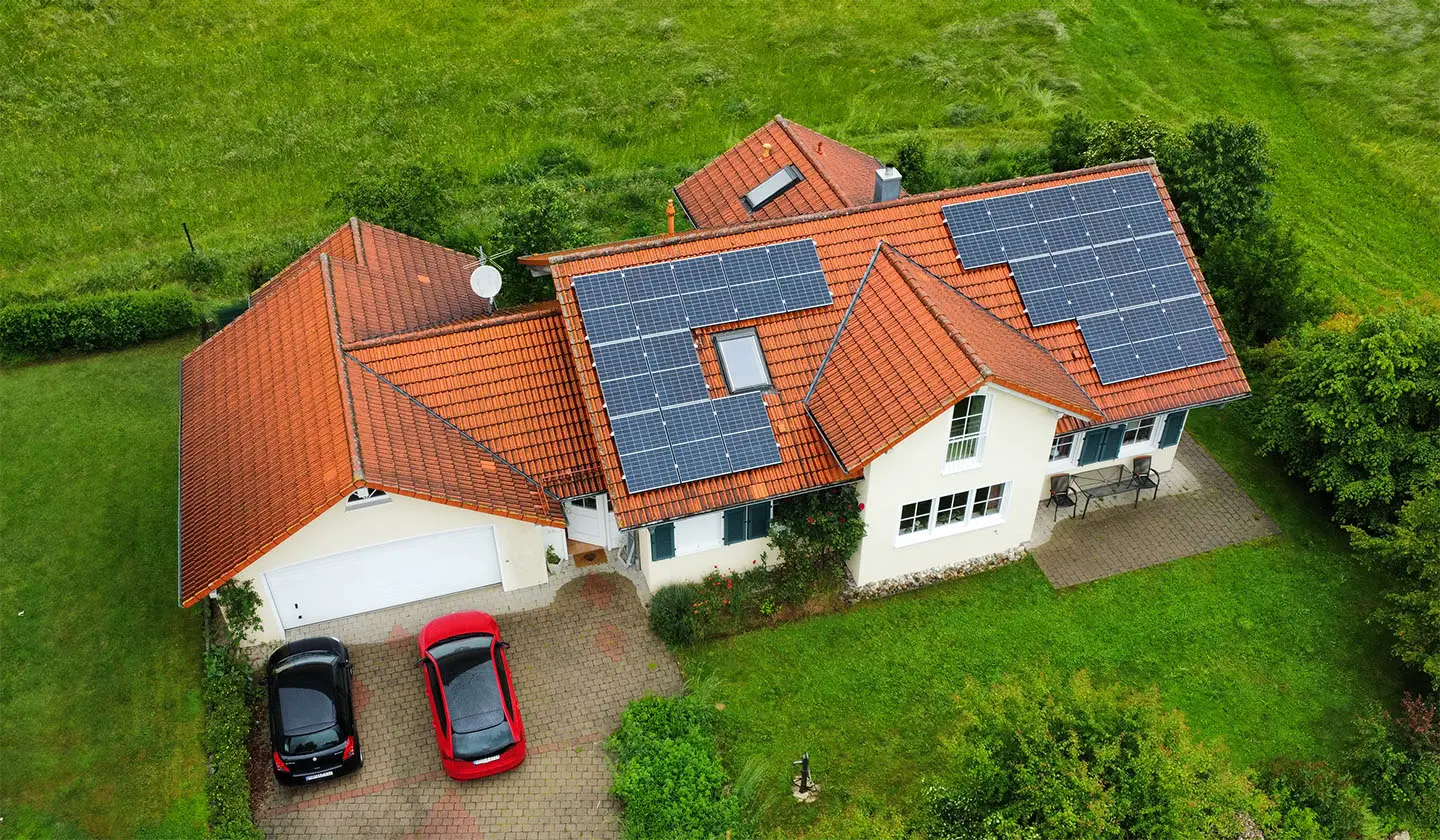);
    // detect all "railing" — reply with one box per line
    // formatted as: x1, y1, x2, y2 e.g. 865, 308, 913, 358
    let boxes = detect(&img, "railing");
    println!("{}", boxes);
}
946, 432, 984, 463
